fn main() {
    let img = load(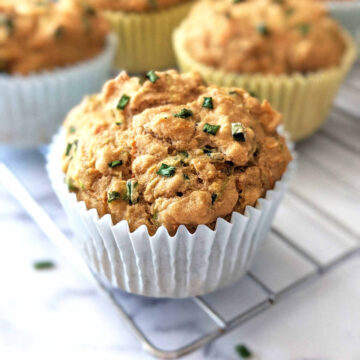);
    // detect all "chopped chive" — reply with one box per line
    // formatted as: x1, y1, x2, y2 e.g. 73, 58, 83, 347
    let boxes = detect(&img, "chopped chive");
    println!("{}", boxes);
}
117, 94, 130, 110
146, 70, 159, 83
257, 23, 270, 36
1, 17, 14, 35
115, 121, 123, 126
54, 26, 64, 39
108, 160, 123, 168
298, 23, 311, 36
179, 151, 188, 158
157, 164, 176, 177
174, 108, 193, 118
183, 174, 190, 180
108, 191, 121, 203
273, 0, 284, 4
148, 0, 158, 9
65, 143, 72, 156
229, 90, 238, 96
69, 126, 76, 134
203, 123, 220, 136
202, 97, 213, 109
235, 344, 252, 358
152, 210, 158, 220
285, 8, 294, 16
211, 193, 217, 205
233, 0, 245, 3
126, 179, 139, 205
249, 91, 257, 98
84, 5, 96, 16
67, 178, 78, 192
34, 261, 55, 270
232, 123, 246, 142
203, 145, 214, 154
